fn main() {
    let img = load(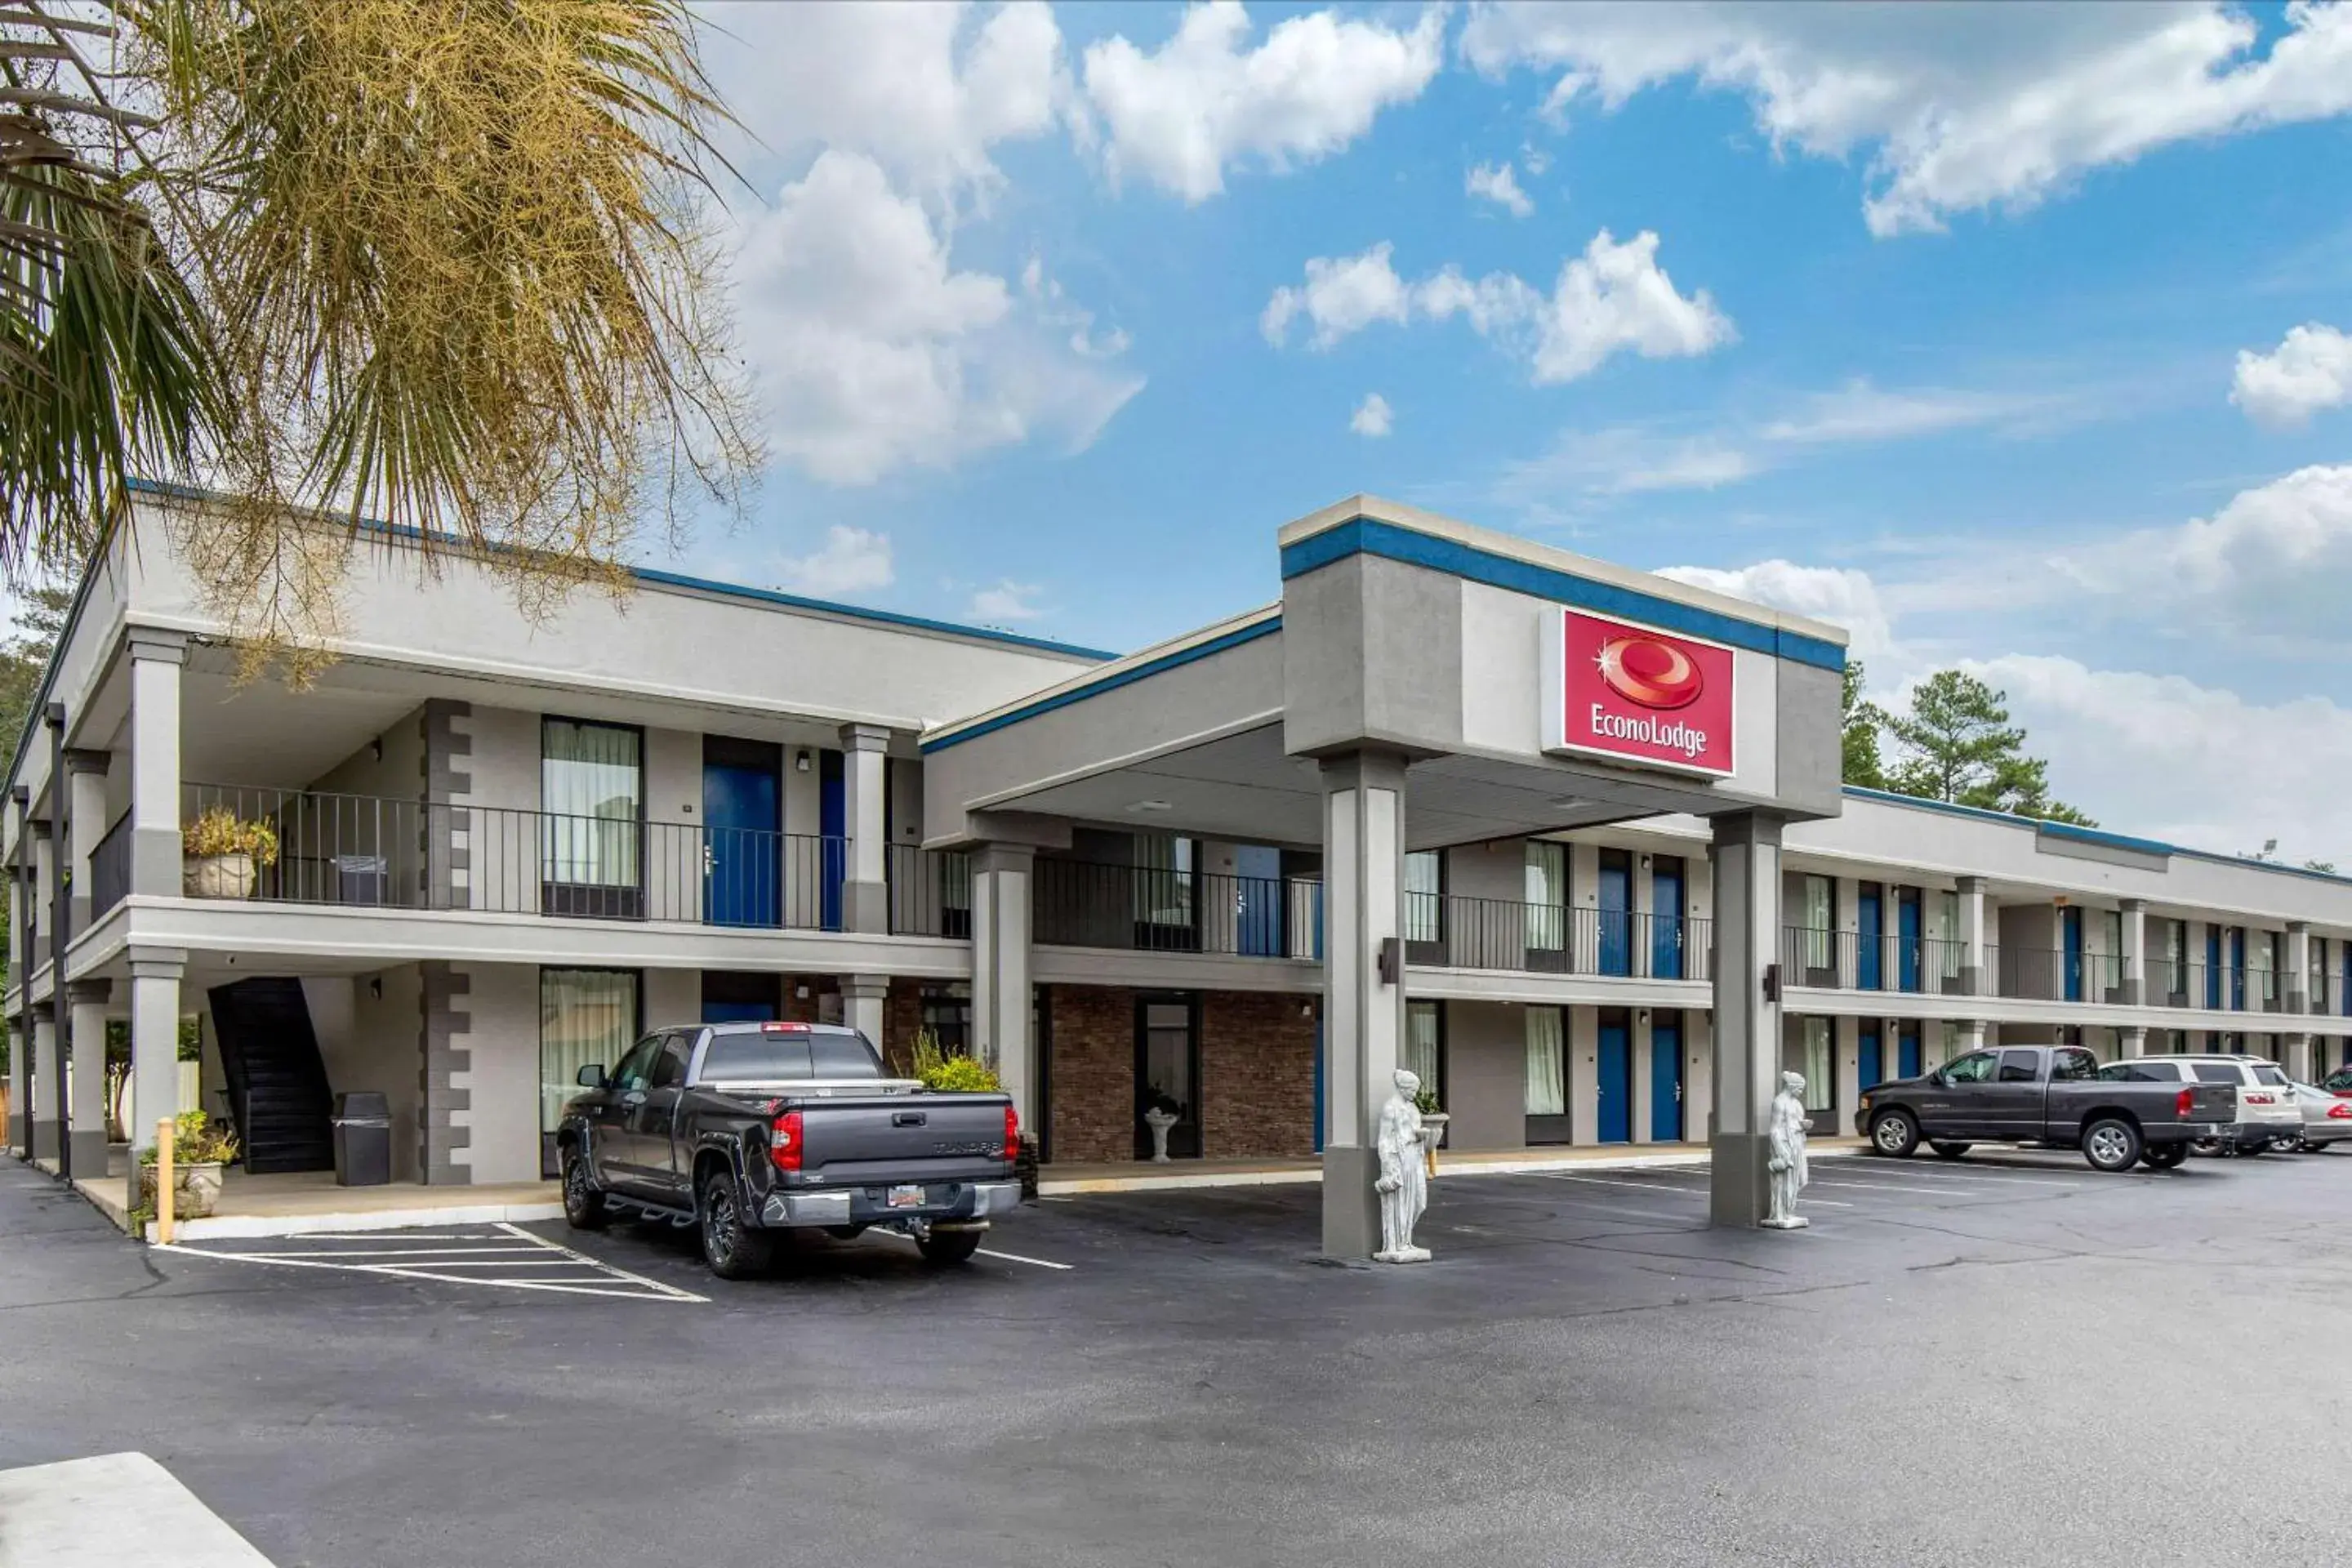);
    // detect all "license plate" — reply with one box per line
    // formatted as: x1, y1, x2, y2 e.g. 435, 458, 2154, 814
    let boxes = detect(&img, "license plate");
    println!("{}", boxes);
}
887, 1184, 925, 1209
